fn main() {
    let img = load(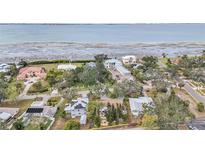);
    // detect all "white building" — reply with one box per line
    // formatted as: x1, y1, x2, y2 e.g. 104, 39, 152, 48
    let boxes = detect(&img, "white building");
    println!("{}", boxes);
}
122, 55, 137, 65
0, 107, 19, 122
0, 112, 11, 122
57, 64, 77, 71
86, 62, 96, 68
104, 59, 131, 76
129, 97, 154, 116
64, 97, 89, 118
0, 63, 11, 73
104, 59, 122, 69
